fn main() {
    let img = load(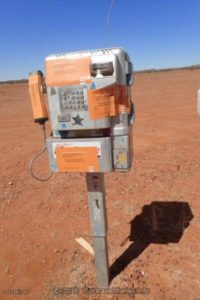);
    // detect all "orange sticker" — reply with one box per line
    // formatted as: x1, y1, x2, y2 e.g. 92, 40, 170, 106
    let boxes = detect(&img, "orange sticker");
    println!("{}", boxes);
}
56, 147, 99, 172
87, 85, 130, 120
46, 57, 91, 87
87, 88, 113, 119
